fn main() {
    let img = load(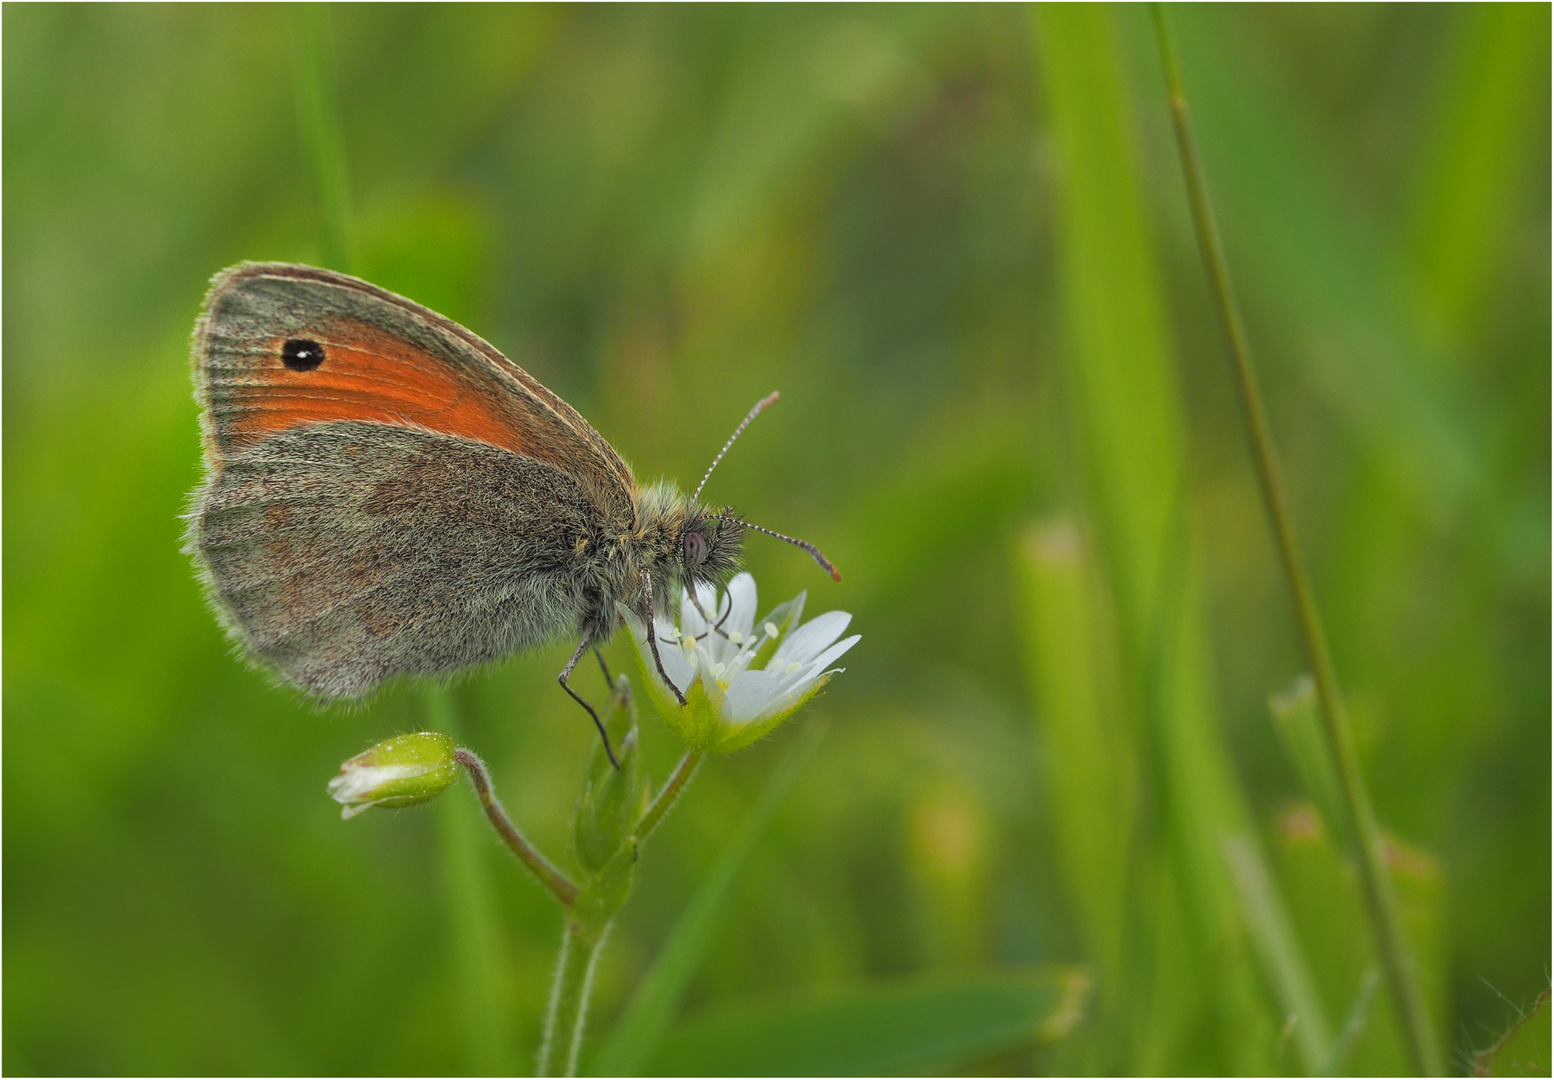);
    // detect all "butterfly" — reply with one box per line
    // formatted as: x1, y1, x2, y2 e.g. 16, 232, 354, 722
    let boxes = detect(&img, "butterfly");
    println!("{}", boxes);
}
184, 263, 837, 763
